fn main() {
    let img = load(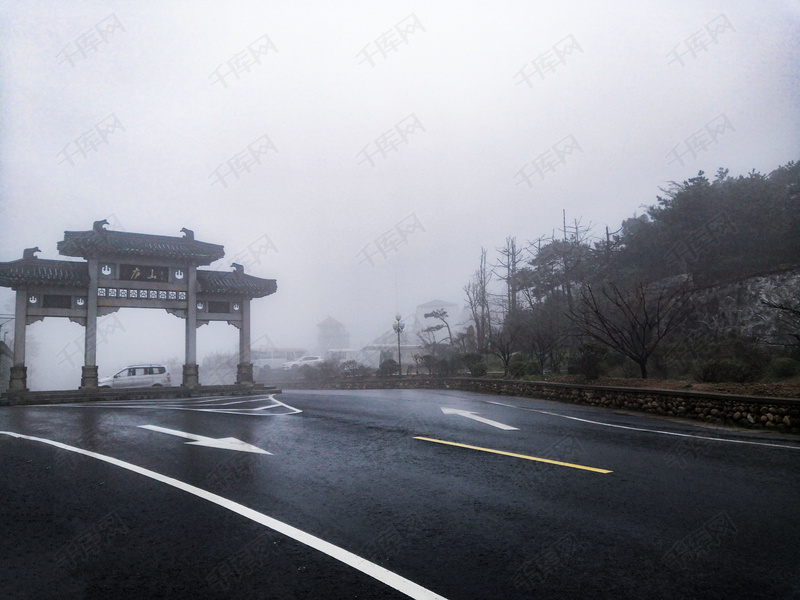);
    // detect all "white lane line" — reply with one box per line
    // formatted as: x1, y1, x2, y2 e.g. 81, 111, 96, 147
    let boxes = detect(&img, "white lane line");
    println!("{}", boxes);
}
46, 395, 264, 407
485, 400, 800, 451
0, 431, 447, 600
40, 395, 303, 417
440, 408, 519, 431
200, 398, 281, 407
271, 397, 303, 415
55, 406, 299, 417
41, 395, 232, 407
